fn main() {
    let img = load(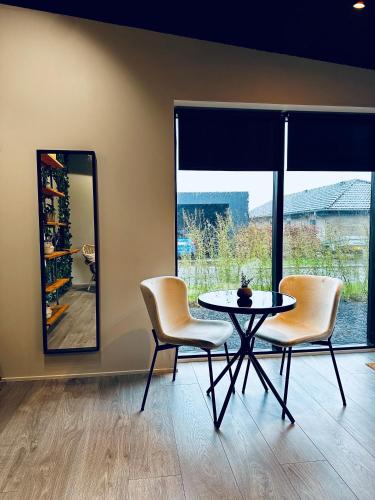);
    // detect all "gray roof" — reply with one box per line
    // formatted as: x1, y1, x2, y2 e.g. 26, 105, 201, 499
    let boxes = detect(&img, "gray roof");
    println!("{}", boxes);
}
250, 179, 371, 219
